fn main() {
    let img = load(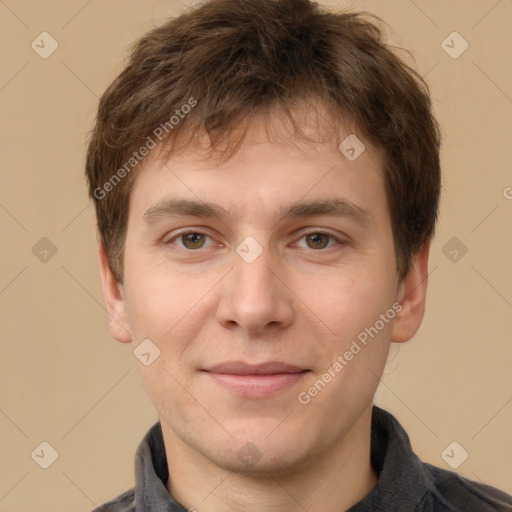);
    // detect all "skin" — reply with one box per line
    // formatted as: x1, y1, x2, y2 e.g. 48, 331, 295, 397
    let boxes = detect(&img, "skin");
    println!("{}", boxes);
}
98, 111, 430, 512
